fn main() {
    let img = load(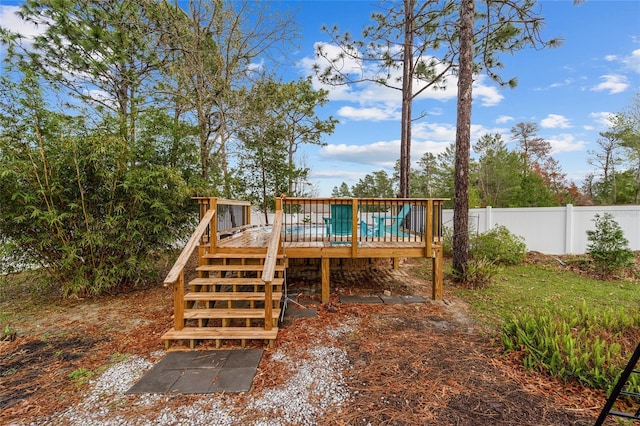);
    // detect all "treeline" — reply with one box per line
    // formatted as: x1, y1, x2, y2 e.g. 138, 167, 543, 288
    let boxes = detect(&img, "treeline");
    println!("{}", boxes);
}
0, 0, 334, 296
333, 98, 640, 208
